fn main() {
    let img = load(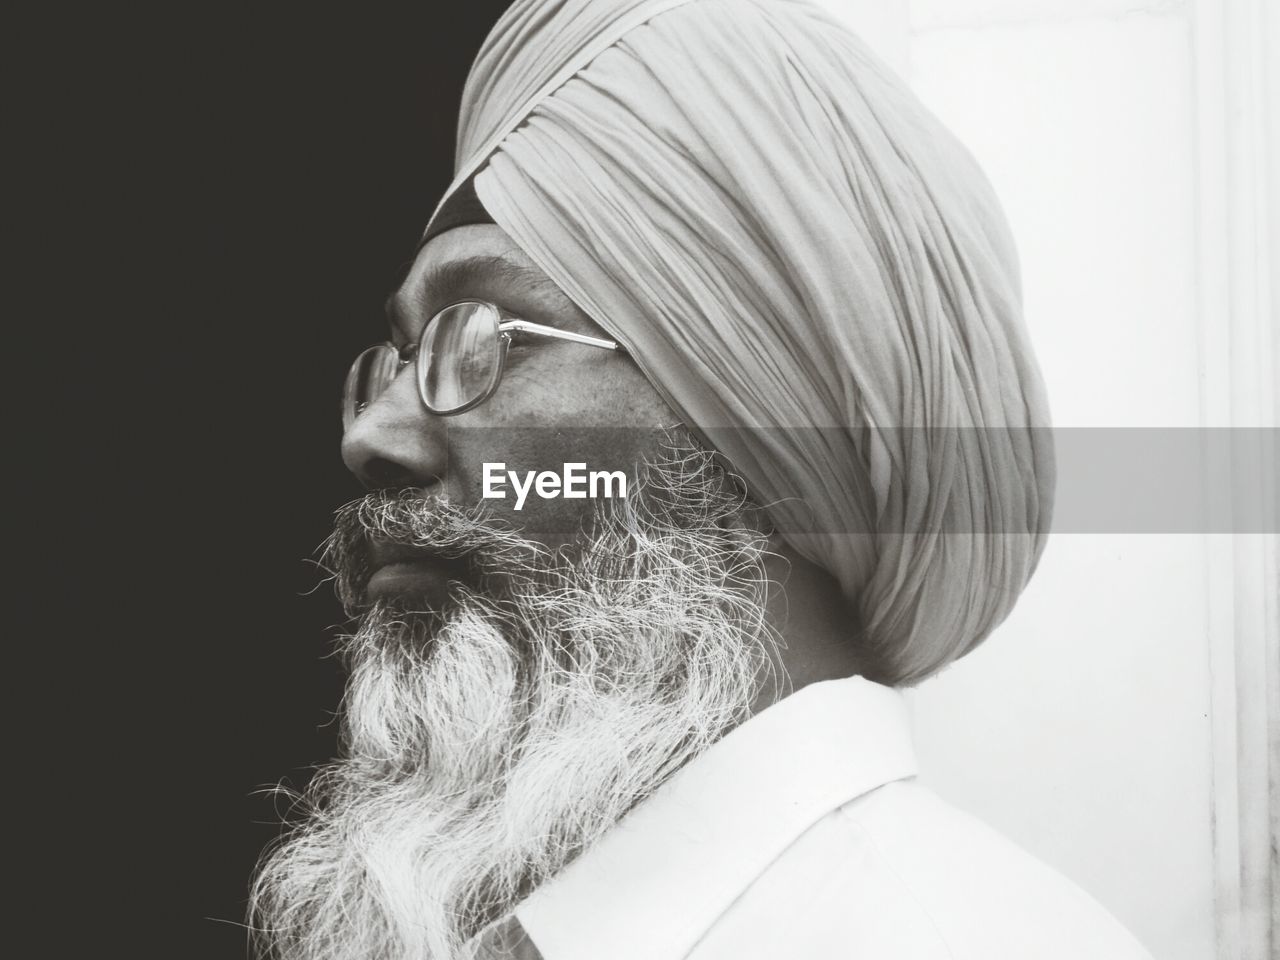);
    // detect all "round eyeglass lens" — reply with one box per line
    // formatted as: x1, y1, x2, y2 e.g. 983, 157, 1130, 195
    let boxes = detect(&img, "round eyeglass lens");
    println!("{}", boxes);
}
342, 343, 400, 430
418, 301, 503, 412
